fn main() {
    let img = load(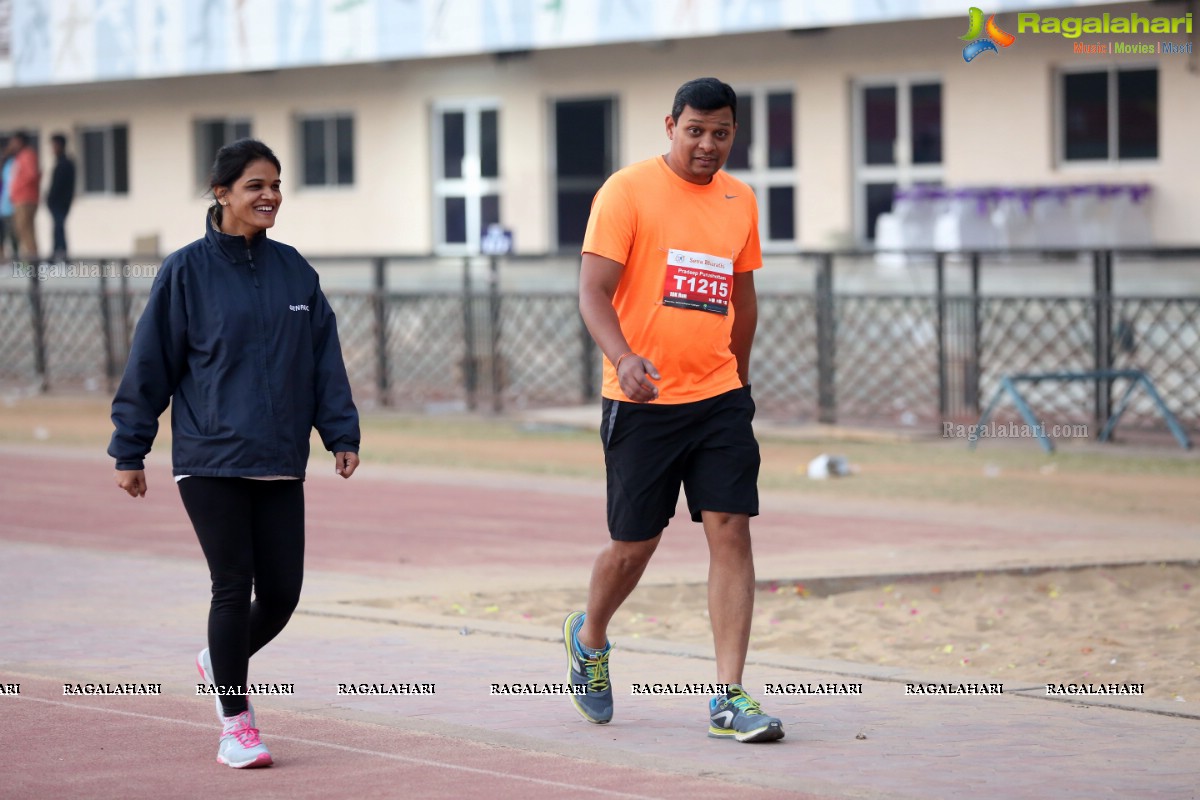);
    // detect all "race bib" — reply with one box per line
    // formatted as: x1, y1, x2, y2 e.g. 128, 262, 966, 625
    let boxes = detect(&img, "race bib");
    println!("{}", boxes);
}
662, 249, 732, 315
